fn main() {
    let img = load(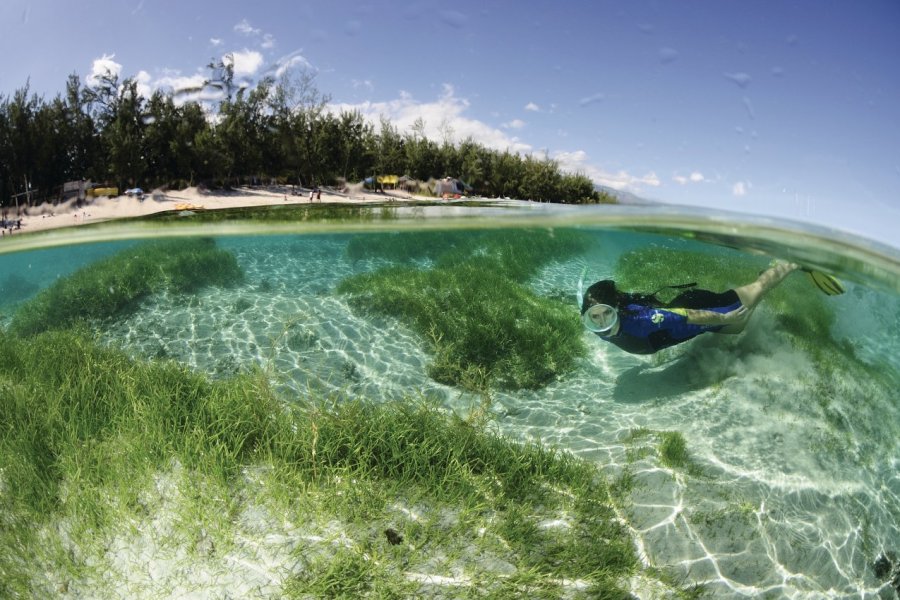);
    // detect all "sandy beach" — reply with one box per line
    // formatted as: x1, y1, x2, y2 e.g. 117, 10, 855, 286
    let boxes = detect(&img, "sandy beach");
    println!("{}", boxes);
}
5, 185, 422, 236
